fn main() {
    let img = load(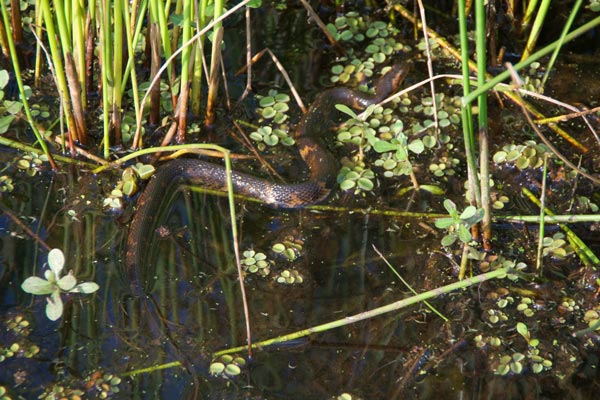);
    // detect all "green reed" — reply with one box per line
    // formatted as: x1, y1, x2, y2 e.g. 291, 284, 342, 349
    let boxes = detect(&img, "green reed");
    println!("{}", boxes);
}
463, 15, 600, 104
521, 0, 551, 61
540, 0, 584, 88
0, 0, 231, 157
0, 0, 55, 167
474, 0, 491, 247
457, 0, 480, 210
42, 0, 88, 146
